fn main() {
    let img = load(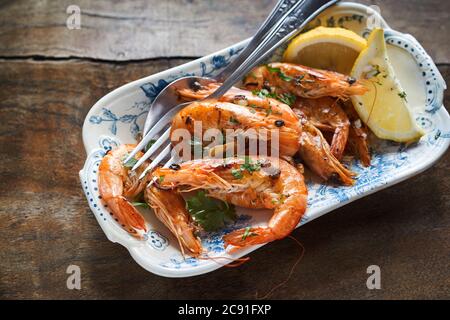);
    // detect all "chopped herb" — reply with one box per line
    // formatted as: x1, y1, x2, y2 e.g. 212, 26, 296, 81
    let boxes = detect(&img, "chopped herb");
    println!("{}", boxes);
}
145, 139, 157, 152
242, 226, 251, 240
132, 202, 149, 208
241, 156, 261, 173
158, 175, 165, 183
123, 154, 138, 168
266, 65, 293, 82
253, 88, 276, 100
229, 116, 240, 124
398, 91, 408, 101
278, 92, 296, 106
231, 168, 244, 179
266, 65, 280, 73
278, 72, 294, 82
277, 194, 287, 204
366, 64, 381, 79
186, 191, 237, 231
252, 89, 296, 107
